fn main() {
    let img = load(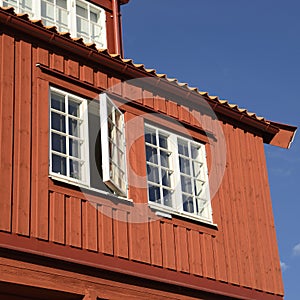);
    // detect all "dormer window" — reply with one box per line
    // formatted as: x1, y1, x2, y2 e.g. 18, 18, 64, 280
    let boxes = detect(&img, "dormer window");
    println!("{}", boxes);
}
1, 0, 107, 48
